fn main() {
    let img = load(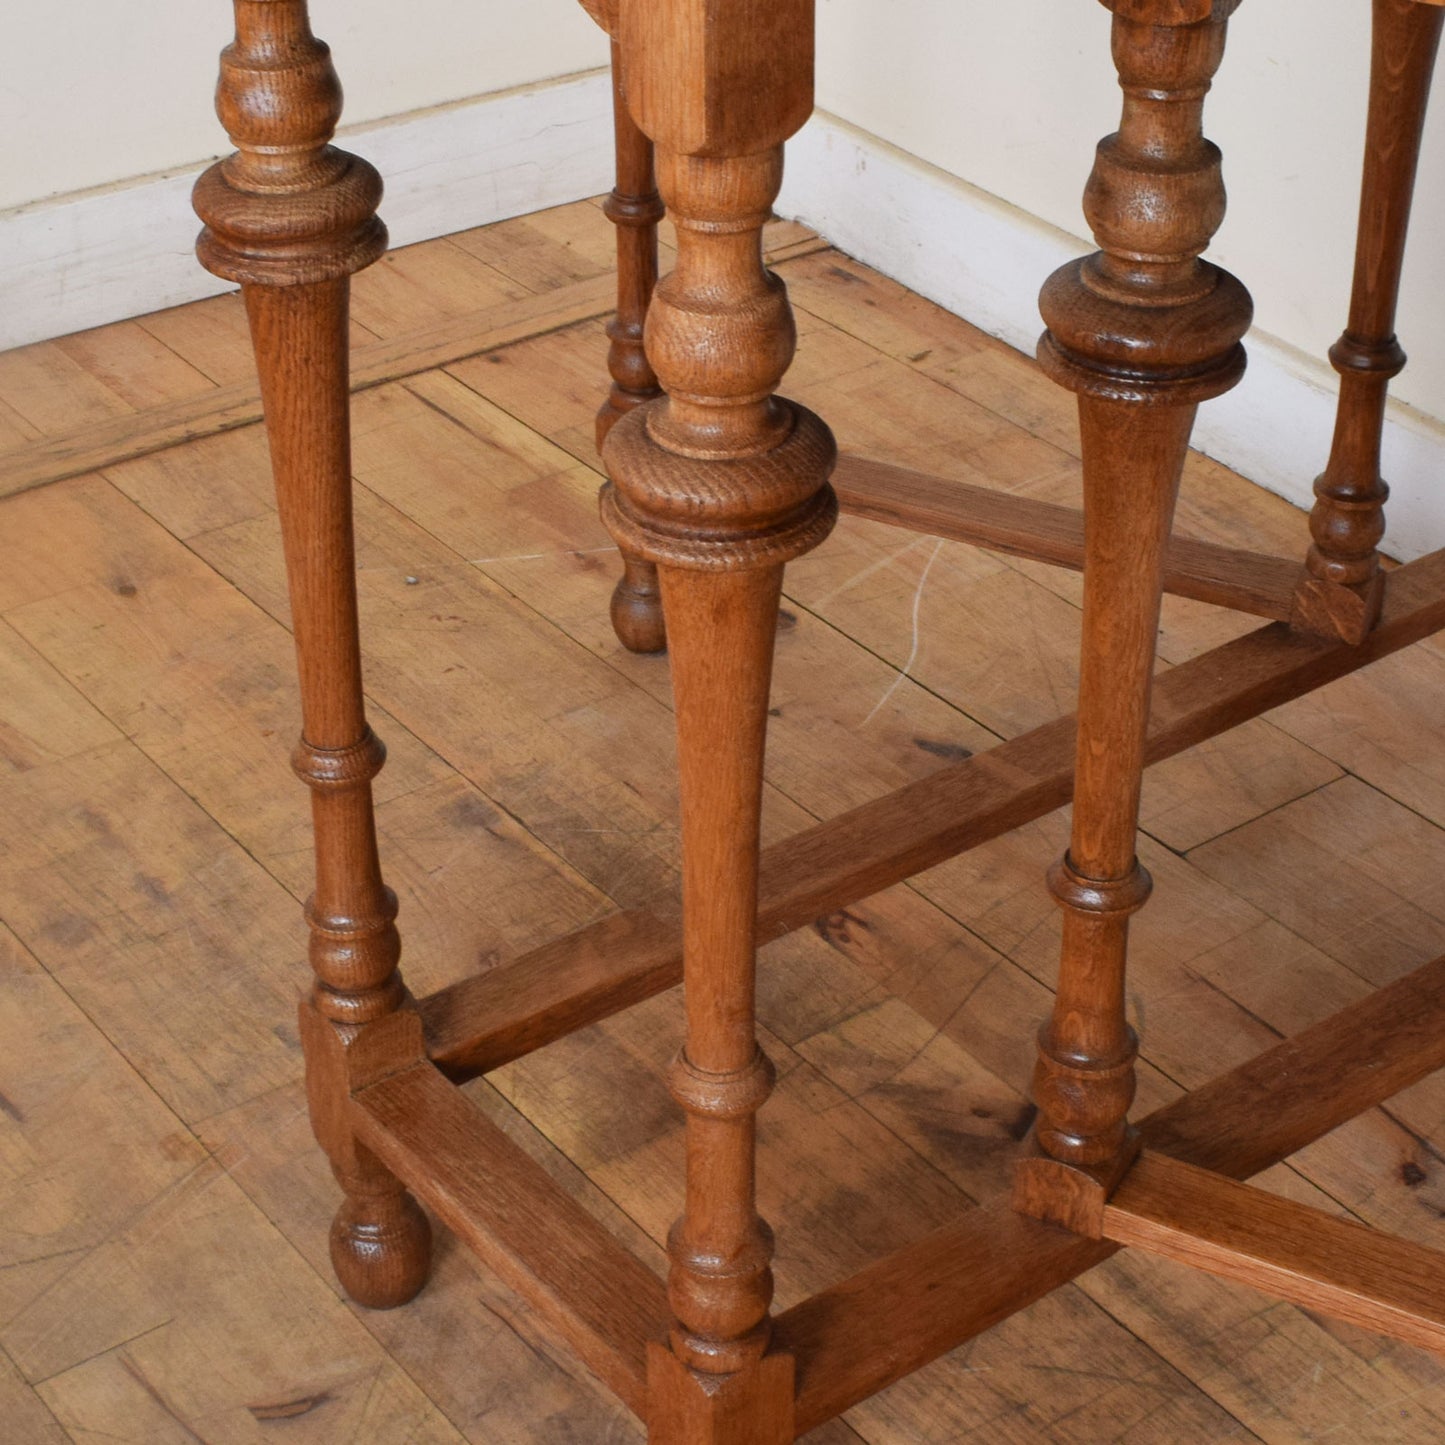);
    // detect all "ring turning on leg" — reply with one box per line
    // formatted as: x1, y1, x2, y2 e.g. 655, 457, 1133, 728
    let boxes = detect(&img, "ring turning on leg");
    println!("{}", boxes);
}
603, 2, 834, 1437
595, 31, 669, 655
195, 0, 431, 1308
1014, 0, 1254, 1238
1292, 0, 1443, 642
